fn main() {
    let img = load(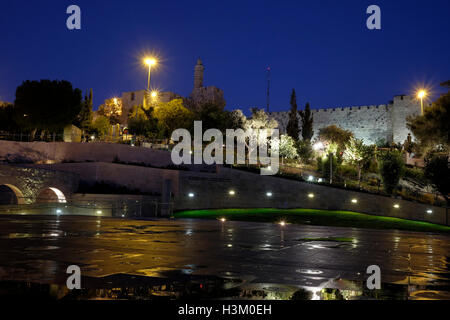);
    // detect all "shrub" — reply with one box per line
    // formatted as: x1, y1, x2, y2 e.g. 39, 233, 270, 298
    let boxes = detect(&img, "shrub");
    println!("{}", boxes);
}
378, 150, 405, 195
339, 164, 358, 179
297, 140, 314, 164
